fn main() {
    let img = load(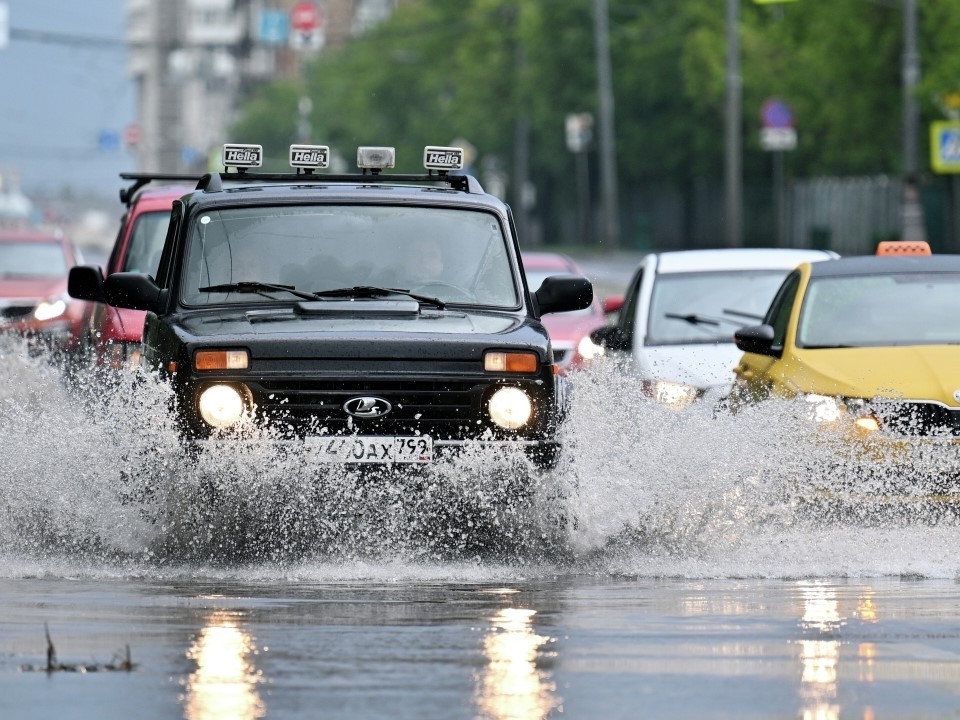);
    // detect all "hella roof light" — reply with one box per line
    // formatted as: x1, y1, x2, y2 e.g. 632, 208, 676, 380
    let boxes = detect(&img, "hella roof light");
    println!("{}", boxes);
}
423, 146, 464, 172
357, 146, 395, 172
222, 143, 263, 168
290, 144, 330, 170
